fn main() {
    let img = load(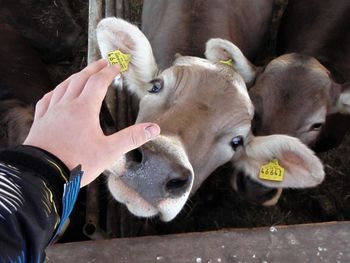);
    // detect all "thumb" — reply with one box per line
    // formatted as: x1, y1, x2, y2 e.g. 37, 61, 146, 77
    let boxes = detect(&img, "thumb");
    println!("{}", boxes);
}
106, 123, 160, 157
